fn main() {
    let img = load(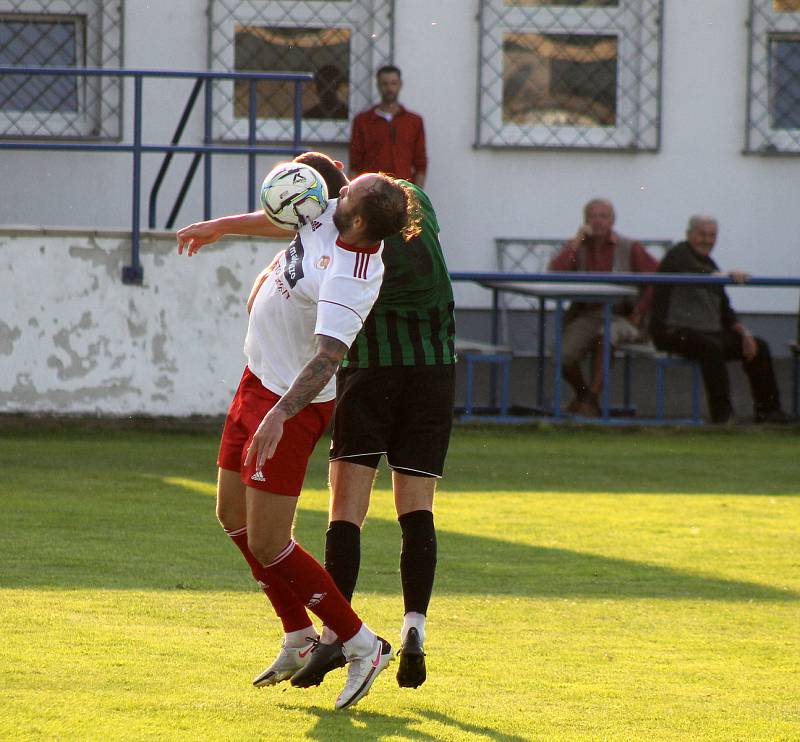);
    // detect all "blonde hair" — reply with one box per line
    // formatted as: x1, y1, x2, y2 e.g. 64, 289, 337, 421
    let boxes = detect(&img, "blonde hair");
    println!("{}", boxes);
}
397, 181, 423, 242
